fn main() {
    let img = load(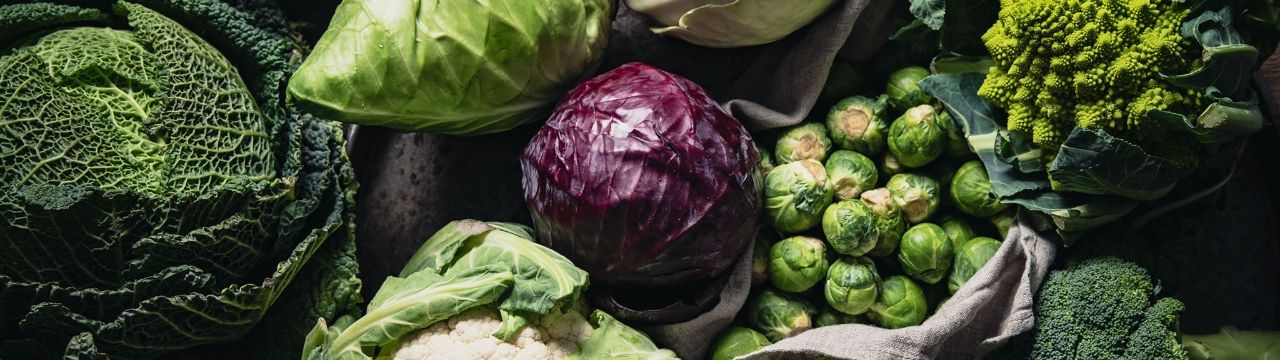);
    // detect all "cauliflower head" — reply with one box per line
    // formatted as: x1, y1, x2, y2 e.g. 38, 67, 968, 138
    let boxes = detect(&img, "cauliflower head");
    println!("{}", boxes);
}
978, 0, 1205, 165
389, 306, 594, 360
